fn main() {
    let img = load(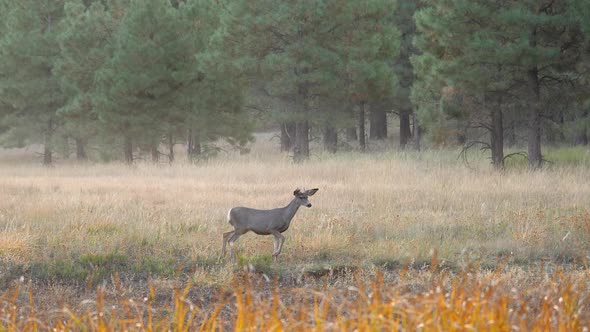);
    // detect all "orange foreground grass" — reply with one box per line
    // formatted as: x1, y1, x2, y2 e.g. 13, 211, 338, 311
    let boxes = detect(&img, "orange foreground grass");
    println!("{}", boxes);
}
1, 267, 588, 331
